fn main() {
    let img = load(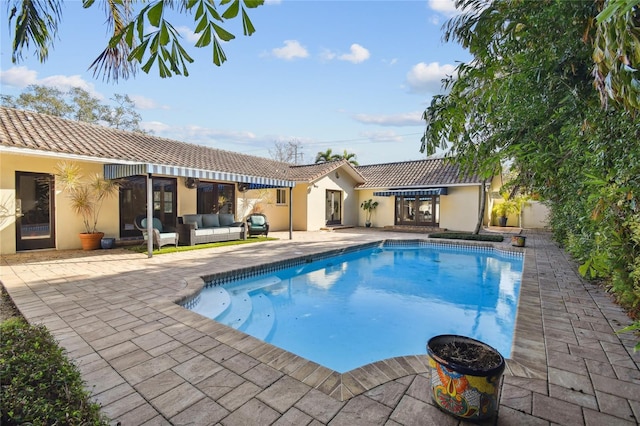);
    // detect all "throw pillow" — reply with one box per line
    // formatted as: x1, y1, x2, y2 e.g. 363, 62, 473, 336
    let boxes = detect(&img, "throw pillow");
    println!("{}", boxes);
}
219, 214, 235, 226
202, 214, 220, 228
